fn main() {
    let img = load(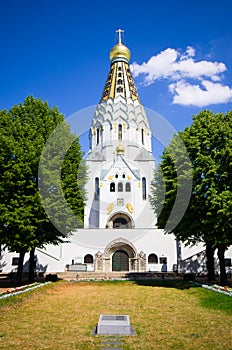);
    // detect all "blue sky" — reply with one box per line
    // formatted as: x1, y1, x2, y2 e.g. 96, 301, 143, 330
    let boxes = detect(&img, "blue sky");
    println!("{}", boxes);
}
1, 0, 232, 156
